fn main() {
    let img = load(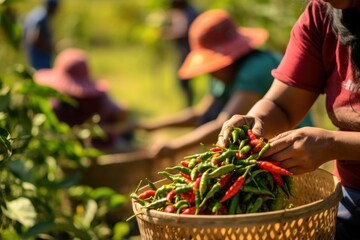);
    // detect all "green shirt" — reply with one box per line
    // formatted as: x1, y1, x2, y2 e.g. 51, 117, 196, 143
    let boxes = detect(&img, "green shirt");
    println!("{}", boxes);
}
209, 50, 313, 128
